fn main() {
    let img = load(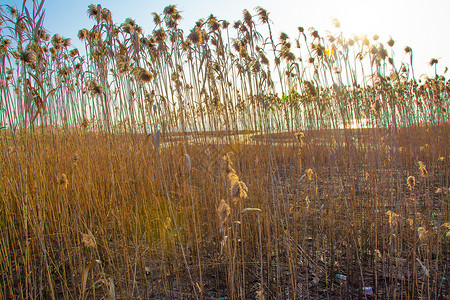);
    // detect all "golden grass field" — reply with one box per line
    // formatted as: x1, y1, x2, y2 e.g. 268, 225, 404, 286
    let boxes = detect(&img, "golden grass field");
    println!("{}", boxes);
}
1, 2, 449, 299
